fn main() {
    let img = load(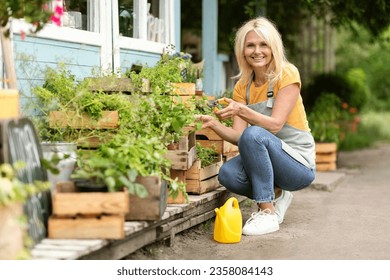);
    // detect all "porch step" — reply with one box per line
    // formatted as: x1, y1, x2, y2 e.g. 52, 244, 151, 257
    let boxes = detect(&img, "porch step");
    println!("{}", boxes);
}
310, 171, 346, 192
